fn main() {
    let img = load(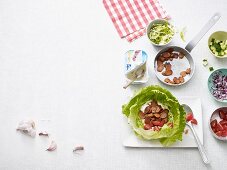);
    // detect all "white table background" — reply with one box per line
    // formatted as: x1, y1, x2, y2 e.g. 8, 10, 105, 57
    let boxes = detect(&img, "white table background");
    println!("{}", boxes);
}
0, 0, 227, 170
